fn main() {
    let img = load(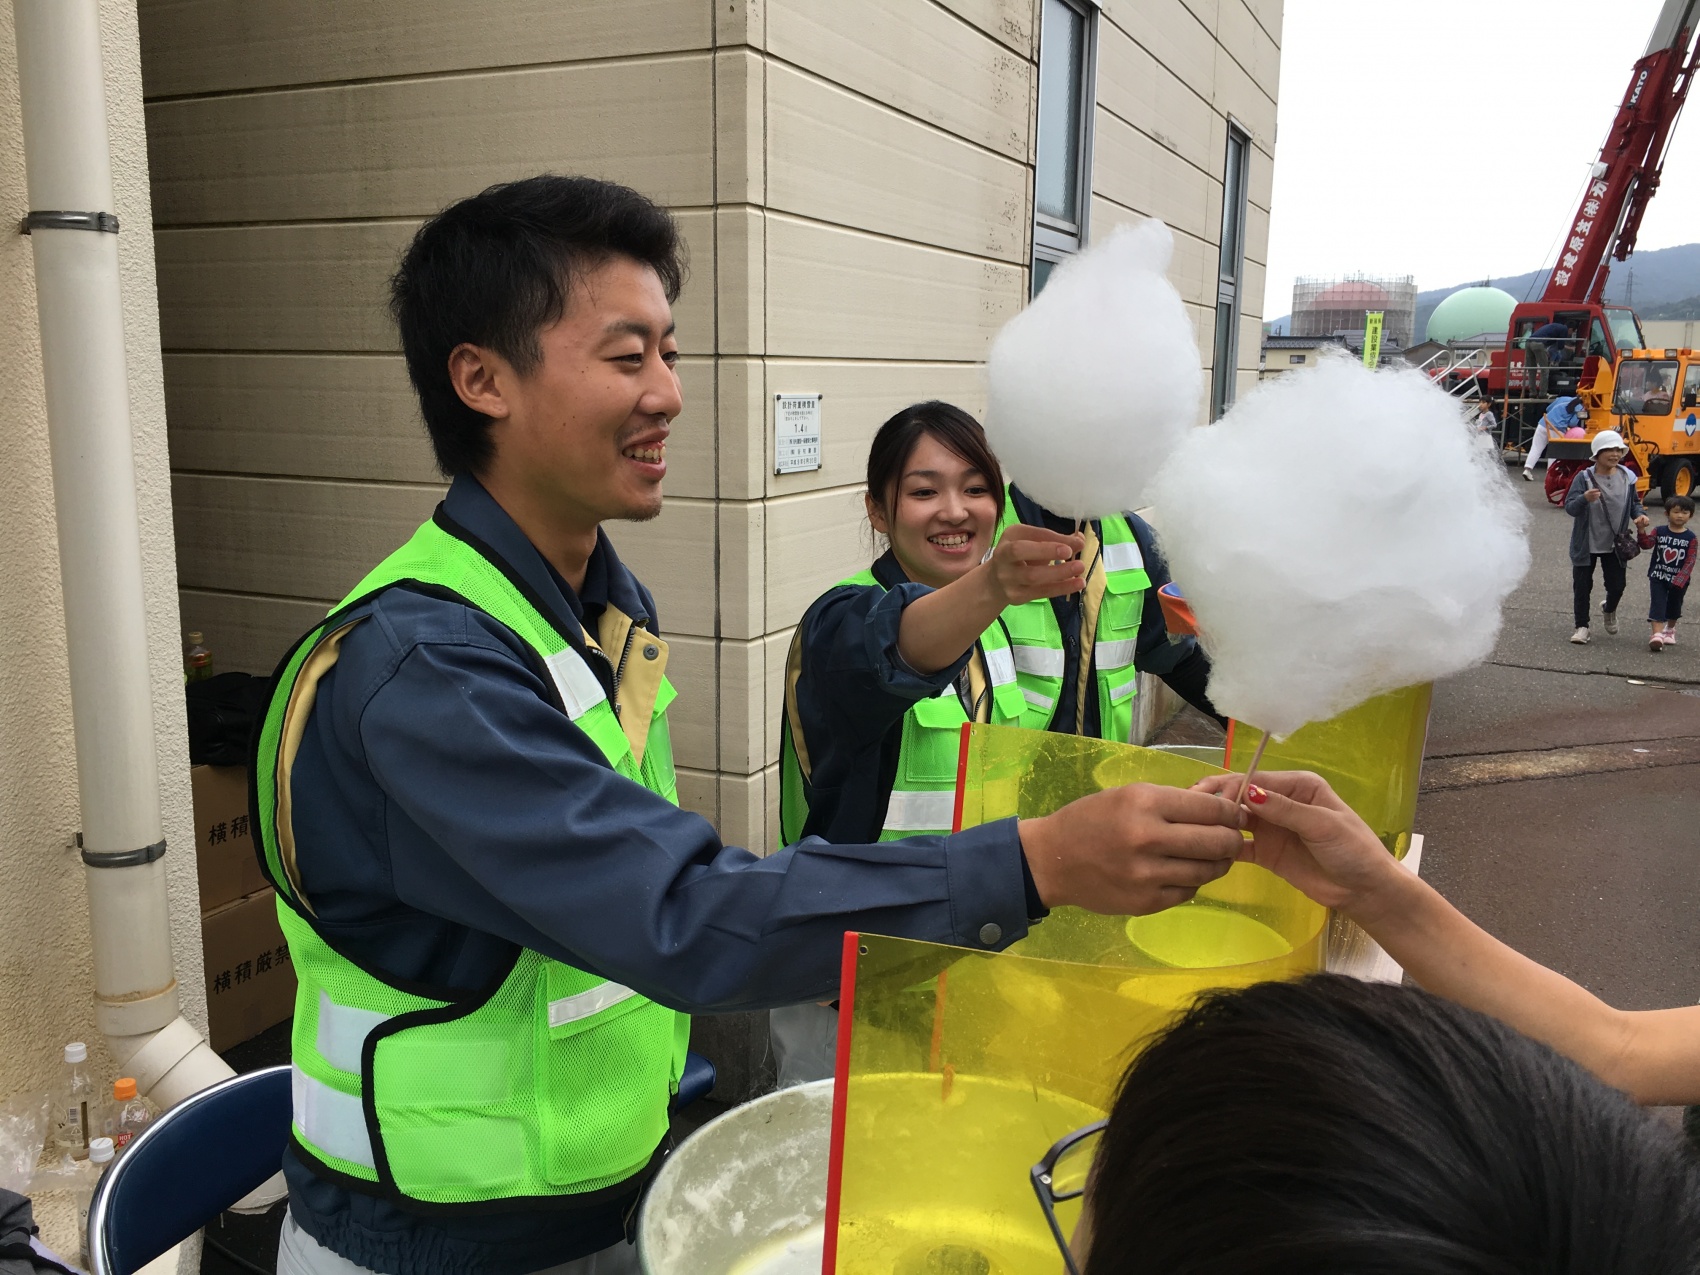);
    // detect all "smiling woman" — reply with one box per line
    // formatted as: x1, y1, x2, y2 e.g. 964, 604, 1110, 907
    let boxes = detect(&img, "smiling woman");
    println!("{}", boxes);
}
768, 401, 1089, 1084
